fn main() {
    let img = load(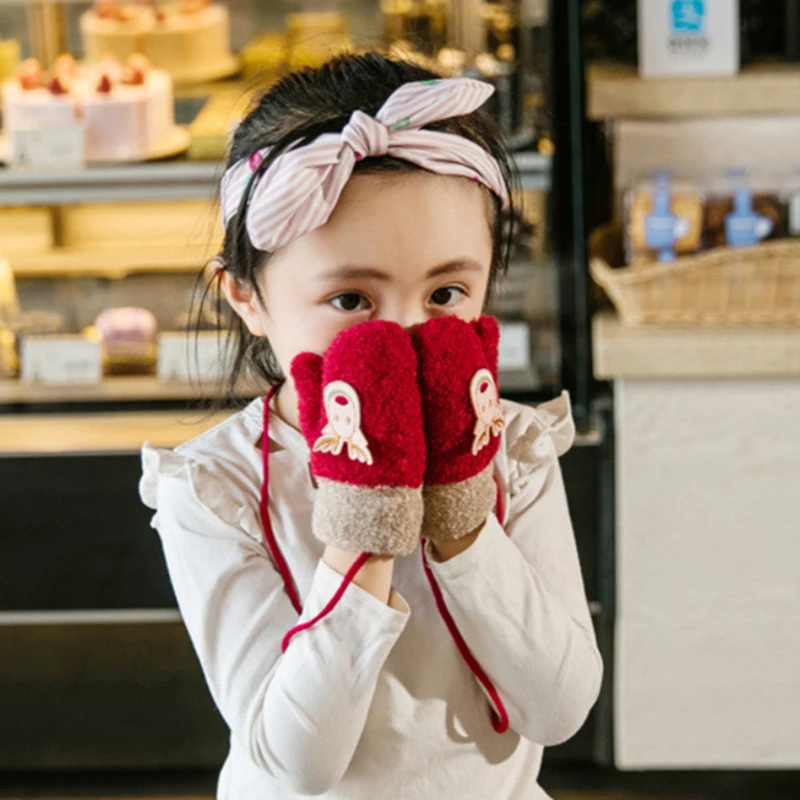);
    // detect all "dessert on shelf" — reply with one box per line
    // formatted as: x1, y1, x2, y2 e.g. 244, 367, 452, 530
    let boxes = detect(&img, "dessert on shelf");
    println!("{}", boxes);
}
92, 306, 158, 371
0, 258, 19, 377
0, 258, 18, 323
382, 0, 448, 56
204, 11, 353, 159
241, 31, 287, 81
286, 12, 353, 70
80, 0, 239, 84
2, 53, 177, 162
188, 84, 255, 160
241, 12, 353, 79
0, 39, 20, 82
